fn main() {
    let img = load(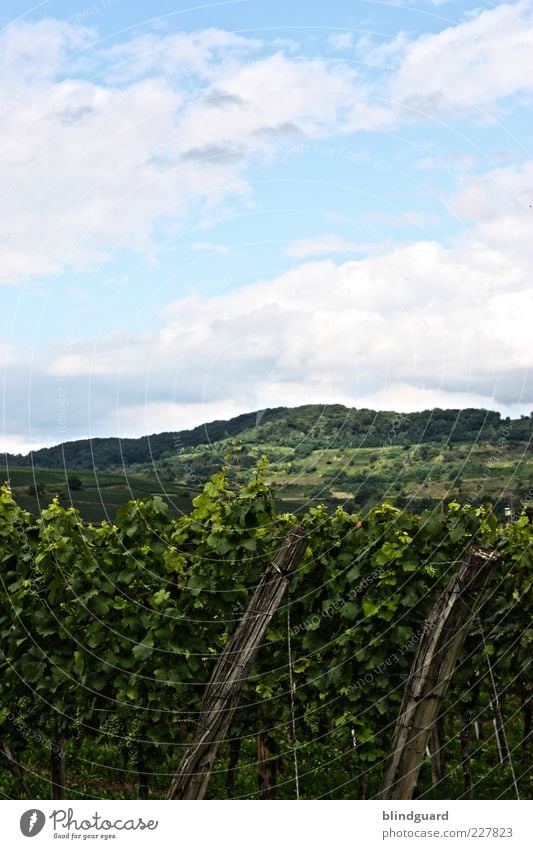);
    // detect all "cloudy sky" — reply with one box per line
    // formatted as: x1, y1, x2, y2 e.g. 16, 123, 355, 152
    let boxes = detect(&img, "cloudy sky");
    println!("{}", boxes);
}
1, 0, 532, 453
